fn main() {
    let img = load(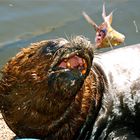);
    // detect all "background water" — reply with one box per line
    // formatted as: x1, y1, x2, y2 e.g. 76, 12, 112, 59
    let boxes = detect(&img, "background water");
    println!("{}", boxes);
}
0, 0, 140, 69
